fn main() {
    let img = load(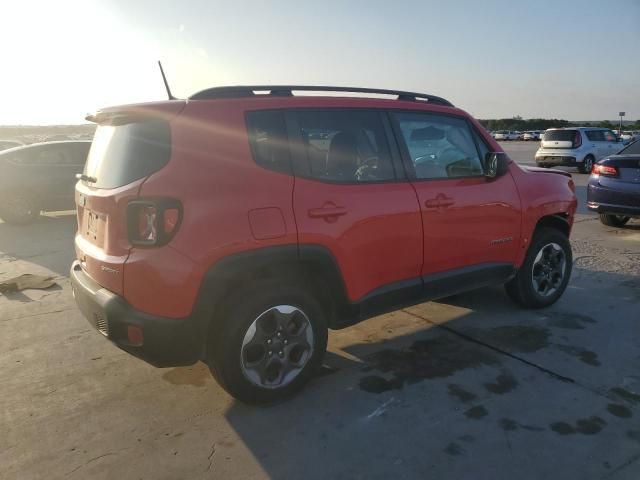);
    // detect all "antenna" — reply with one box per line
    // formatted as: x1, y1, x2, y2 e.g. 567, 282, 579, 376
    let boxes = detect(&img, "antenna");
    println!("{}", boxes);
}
158, 61, 176, 100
